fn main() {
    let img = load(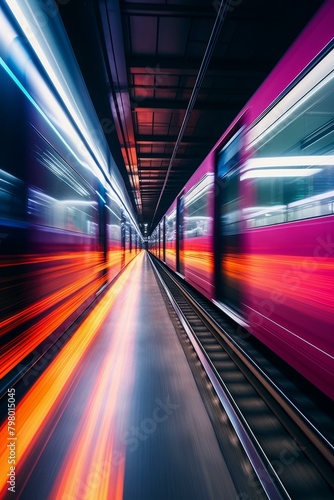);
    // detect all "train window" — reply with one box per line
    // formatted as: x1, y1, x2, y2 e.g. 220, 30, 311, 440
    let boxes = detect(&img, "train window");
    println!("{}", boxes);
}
0, 169, 25, 222
176, 195, 185, 274
28, 130, 98, 234
216, 130, 243, 311
159, 222, 164, 259
121, 211, 126, 250
217, 131, 243, 235
244, 47, 334, 227
0, 66, 26, 222
166, 211, 176, 243
184, 176, 212, 238
121, 213, 131, 251
165, 210, 176, 262
162, 217, 166, 261
125, 221, 130, 250
106, 193, 121, 244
